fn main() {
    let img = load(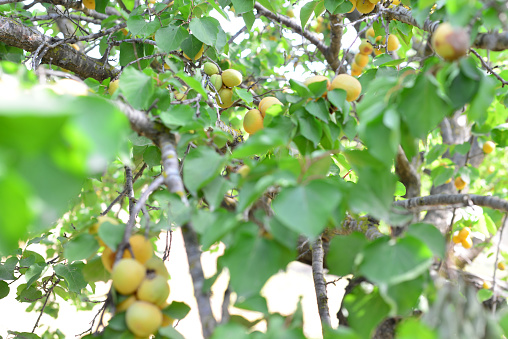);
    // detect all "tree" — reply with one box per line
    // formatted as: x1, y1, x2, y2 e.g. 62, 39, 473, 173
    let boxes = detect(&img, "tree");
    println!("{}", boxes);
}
1, 0, 508, 337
